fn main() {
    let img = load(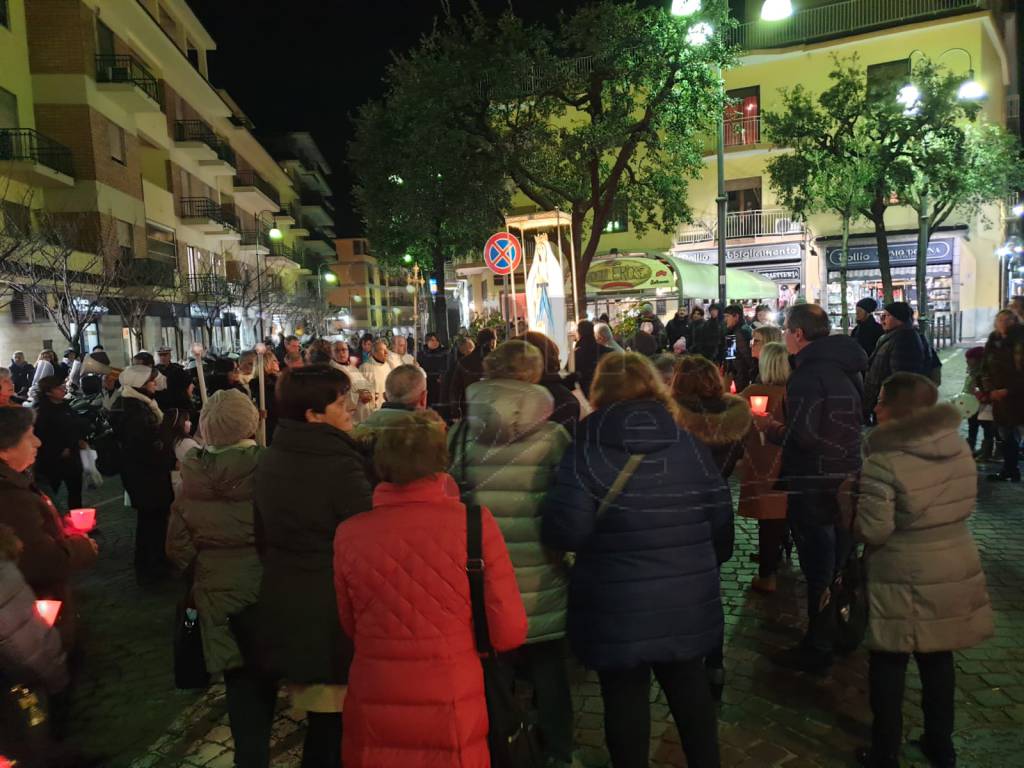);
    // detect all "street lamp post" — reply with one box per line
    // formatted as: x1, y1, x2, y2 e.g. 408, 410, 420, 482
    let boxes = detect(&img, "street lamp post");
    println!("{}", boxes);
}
316, 262, 337, 337
405, 258, 426, 347
671, 0, 792, 309
254, 210, 283, 344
